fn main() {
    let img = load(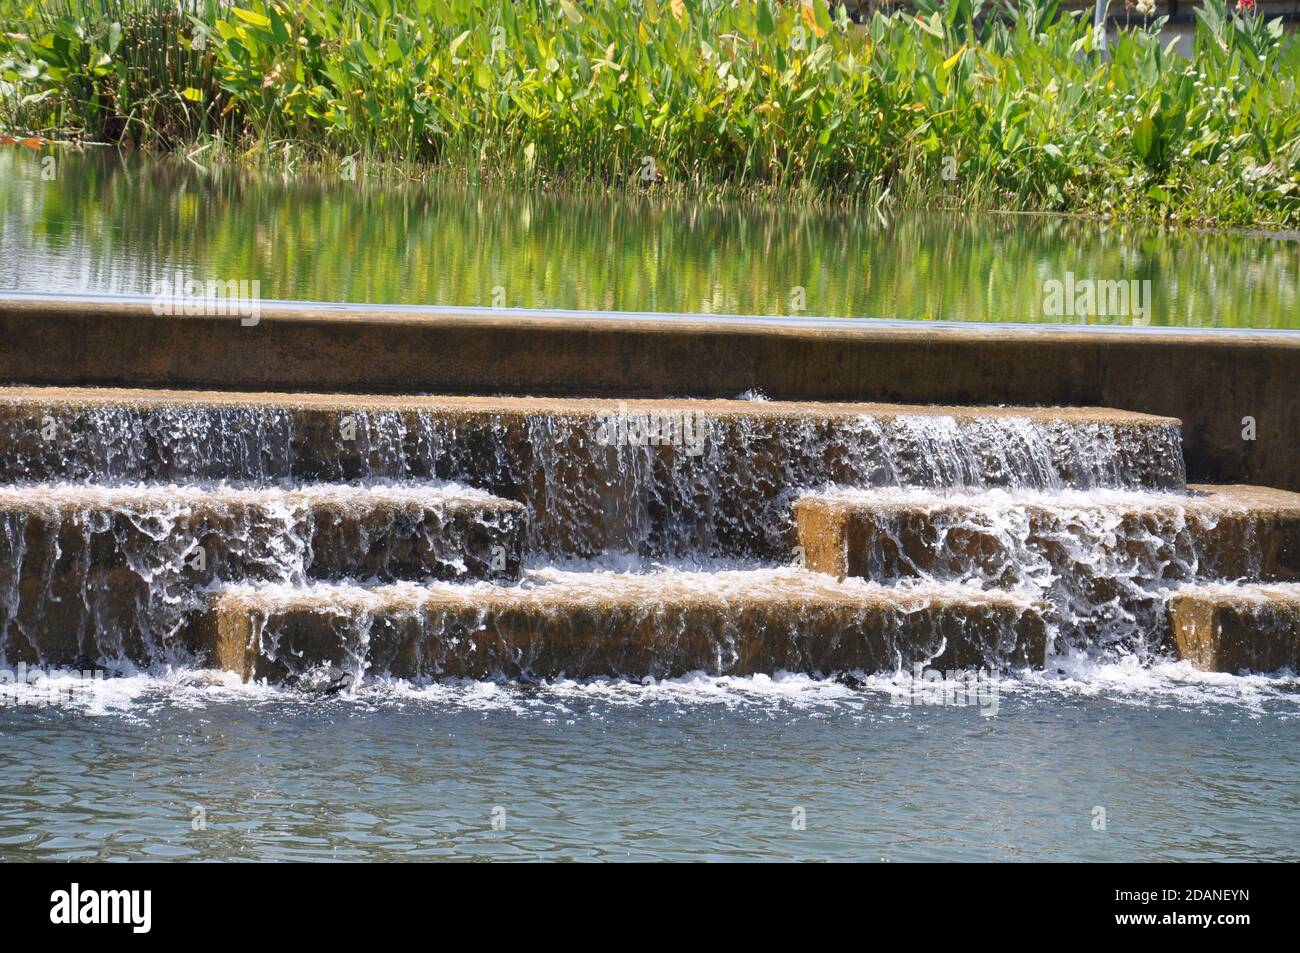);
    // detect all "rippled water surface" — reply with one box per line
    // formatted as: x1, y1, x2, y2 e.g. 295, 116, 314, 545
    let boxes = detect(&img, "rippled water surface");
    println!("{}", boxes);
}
2, 666, 1299, 862
1, 148, 1297, 327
